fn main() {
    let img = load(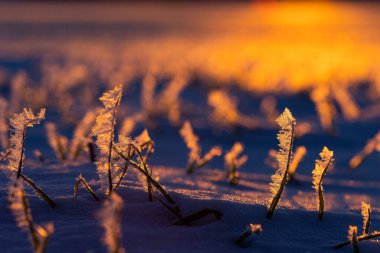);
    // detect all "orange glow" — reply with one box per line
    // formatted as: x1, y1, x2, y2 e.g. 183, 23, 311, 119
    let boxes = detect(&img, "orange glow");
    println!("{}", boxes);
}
0, 2, 379, 94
